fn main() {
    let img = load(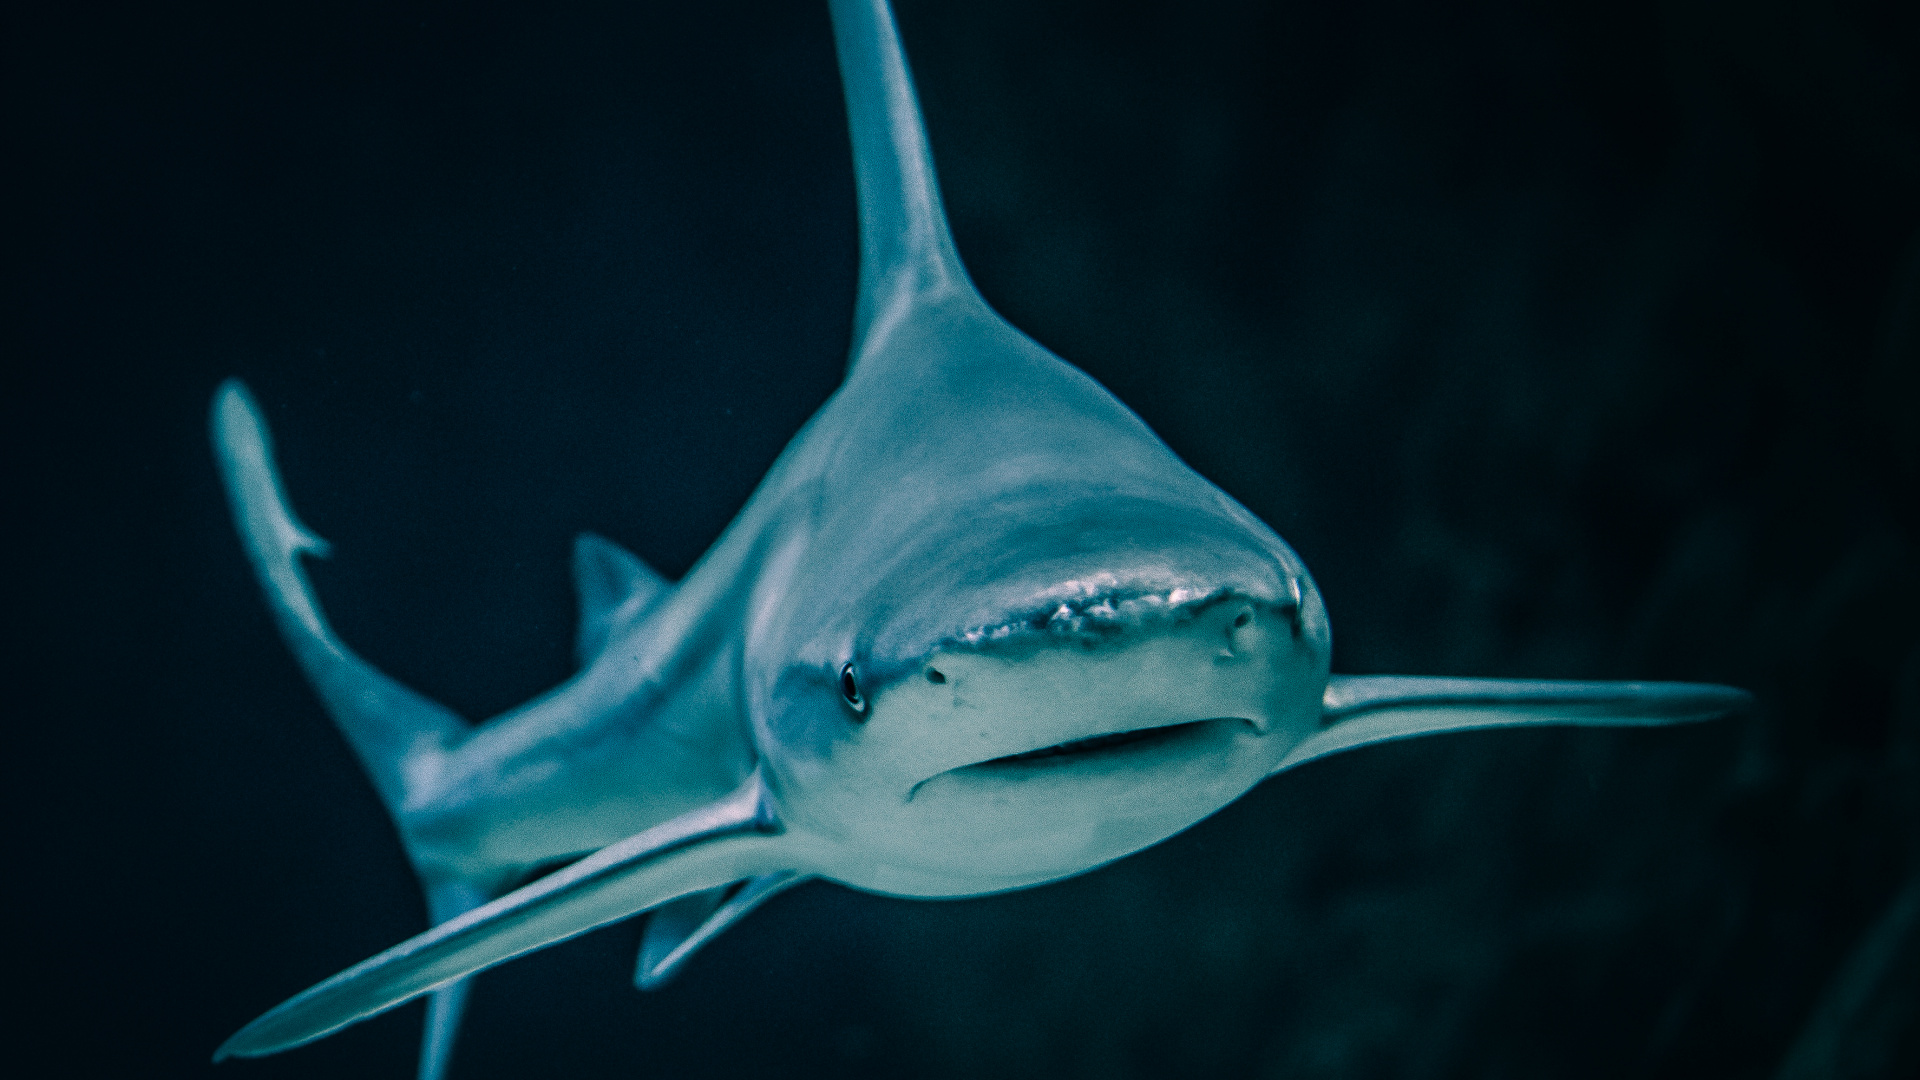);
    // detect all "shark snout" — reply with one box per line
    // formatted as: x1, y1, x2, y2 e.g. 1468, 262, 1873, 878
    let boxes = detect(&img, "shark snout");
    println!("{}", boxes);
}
872, 590, 1322, 797
825, 590, 1323, 894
